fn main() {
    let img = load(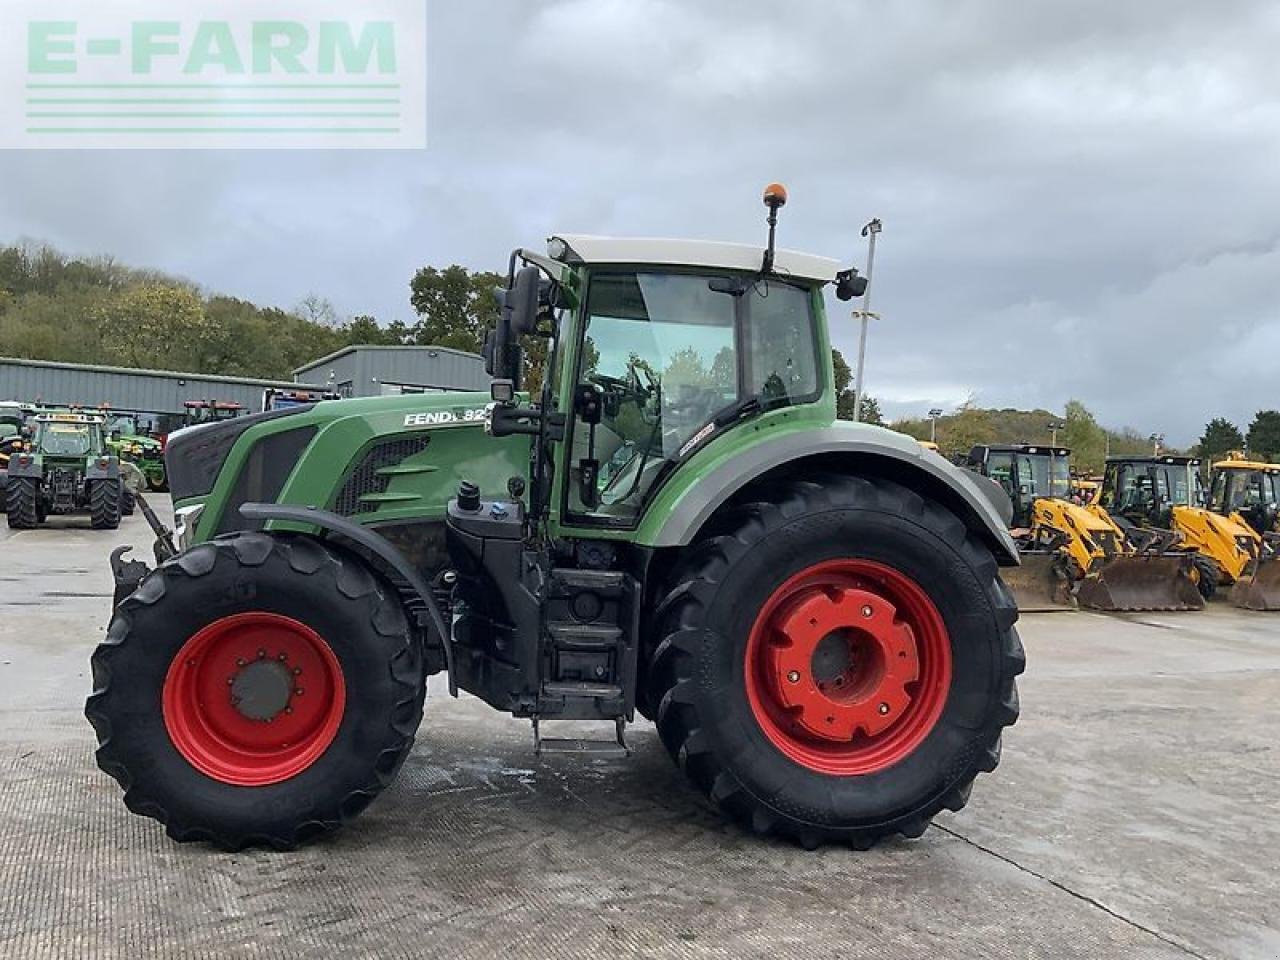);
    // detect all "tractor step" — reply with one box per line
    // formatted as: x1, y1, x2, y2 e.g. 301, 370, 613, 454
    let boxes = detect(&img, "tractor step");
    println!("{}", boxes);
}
532, 717, 630, 758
